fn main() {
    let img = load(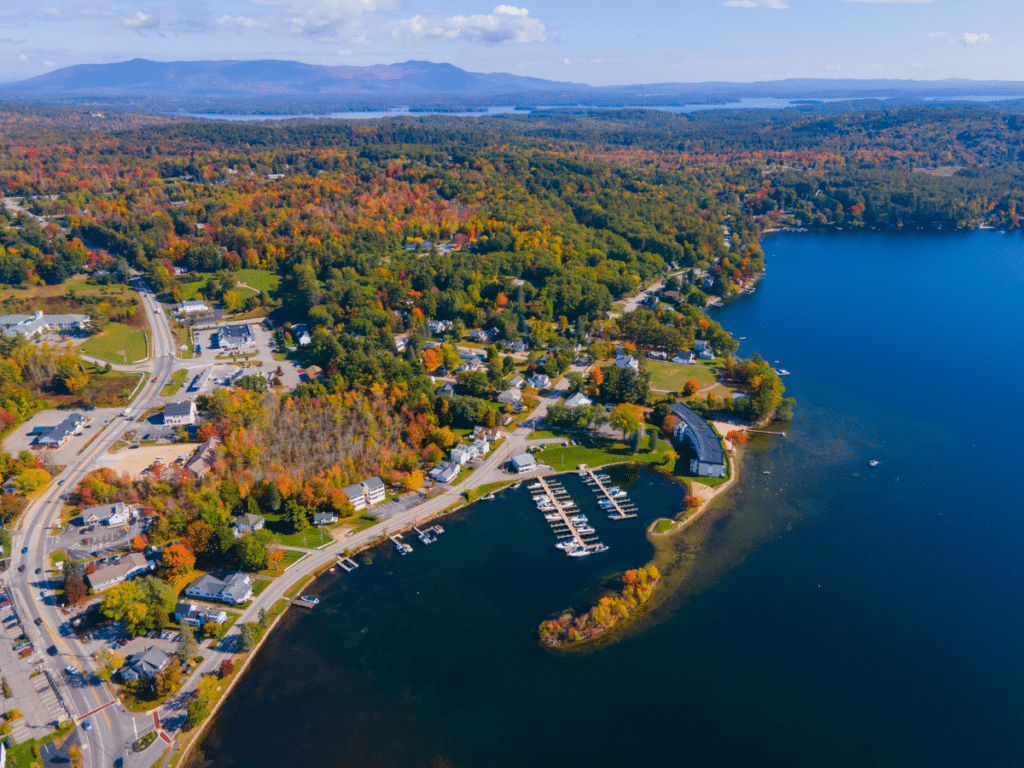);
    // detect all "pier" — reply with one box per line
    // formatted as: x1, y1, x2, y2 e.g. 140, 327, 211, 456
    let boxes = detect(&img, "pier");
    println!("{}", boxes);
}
530, 476, 607, 556
414, 525, 437, 545
389, 533, 413, 555
744, 429, 786, 437
337, 556, 359, 572
580, 469, 638, 520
